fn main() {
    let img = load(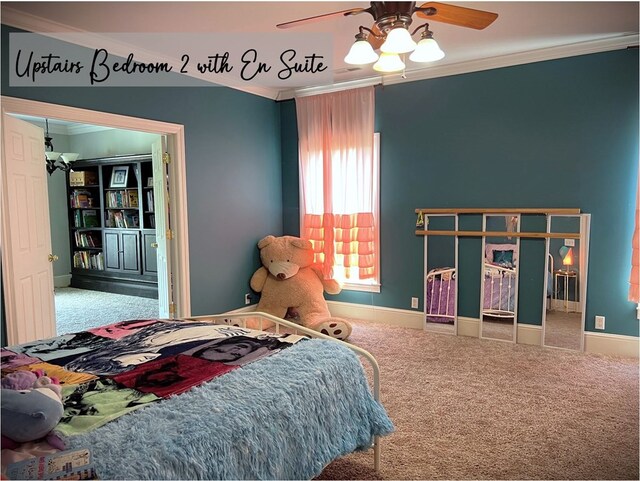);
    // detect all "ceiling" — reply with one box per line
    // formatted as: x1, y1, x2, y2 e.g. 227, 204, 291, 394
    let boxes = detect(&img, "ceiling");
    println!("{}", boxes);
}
2, 1, 638, 99
12, 114, 113, 135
